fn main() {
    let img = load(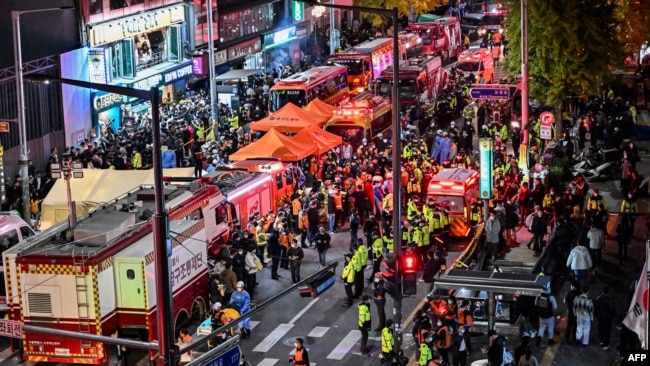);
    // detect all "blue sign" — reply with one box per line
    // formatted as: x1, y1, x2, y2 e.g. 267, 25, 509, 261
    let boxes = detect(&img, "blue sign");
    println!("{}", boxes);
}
205, 345, 242, 366
470, 85, 510, 100
478, 138, 493, 199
